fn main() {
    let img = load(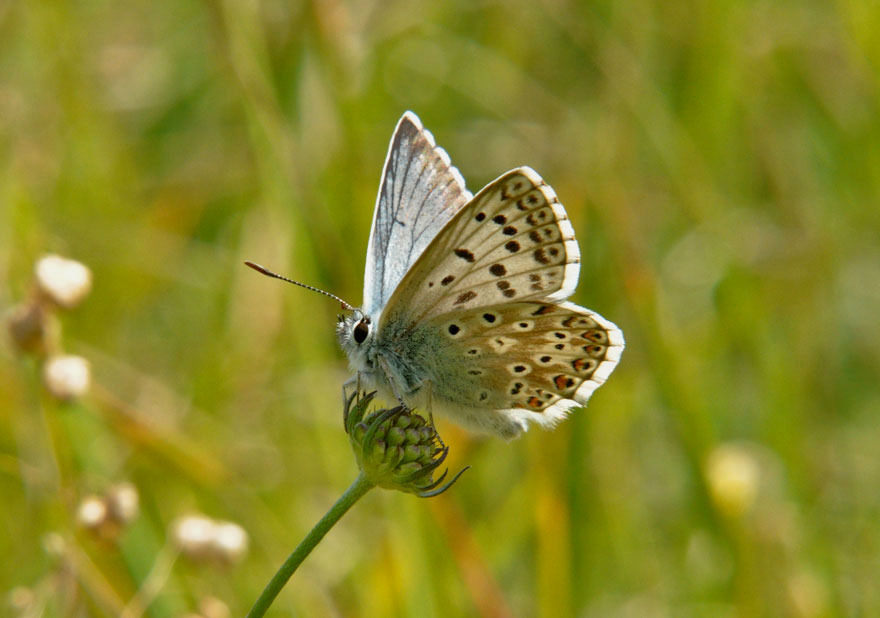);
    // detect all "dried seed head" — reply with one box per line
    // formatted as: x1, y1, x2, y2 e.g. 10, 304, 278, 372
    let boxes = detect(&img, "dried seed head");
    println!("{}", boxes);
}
6, 302, 56, 355
35, 254, 93, 309
43, 354, 91, 401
